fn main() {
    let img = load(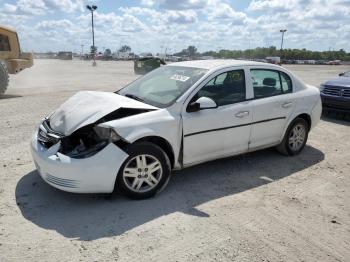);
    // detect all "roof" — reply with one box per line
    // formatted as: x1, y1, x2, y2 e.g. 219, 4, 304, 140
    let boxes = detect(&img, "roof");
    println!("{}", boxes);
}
168, 59, 277, 70
0, 25, 17, 33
